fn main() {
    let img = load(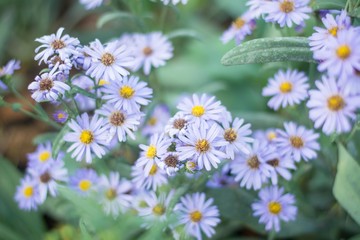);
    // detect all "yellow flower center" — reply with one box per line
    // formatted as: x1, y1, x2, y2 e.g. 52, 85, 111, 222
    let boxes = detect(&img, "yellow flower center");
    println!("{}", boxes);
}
23, 186, 34, 198
149, 164, 158, 176
290, 136, 304, 148
146, 145, 157, 159
279, 81, 292, 93
195, 139, 210, 153
224, 128, 237, 142
328, 27, 338, 37
148, 117, 157, 126
80, 130, 94, 145
101, 52, 115, 66
78, 180, 92, 192
143, 47, 153, 56
39, 151, 51, 162
105, 188, 117, 200
247, 155, 260, 169
98, 79, 109, 86
233, 17, 245, 29
139, 200, 148, 208
327, 95, 345, 111
280, 0, 294, 13
186, 161, 197, 171
191, 105, 205, 117
336, 45, 351, 59
190, 210, 202, 222
57, 113, 66, 120
119, 85, 135, 99
268, 201, 282, 214
267, 131, 277, 141
152, 204, 166, 216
